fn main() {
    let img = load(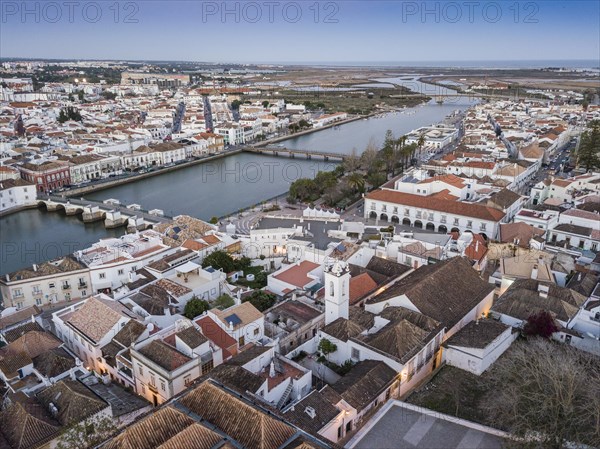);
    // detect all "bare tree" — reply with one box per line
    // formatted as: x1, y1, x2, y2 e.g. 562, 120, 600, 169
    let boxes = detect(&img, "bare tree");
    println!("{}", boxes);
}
484, 338, 600, 449
343, 147, 362, 173
361, 138, 382, 174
